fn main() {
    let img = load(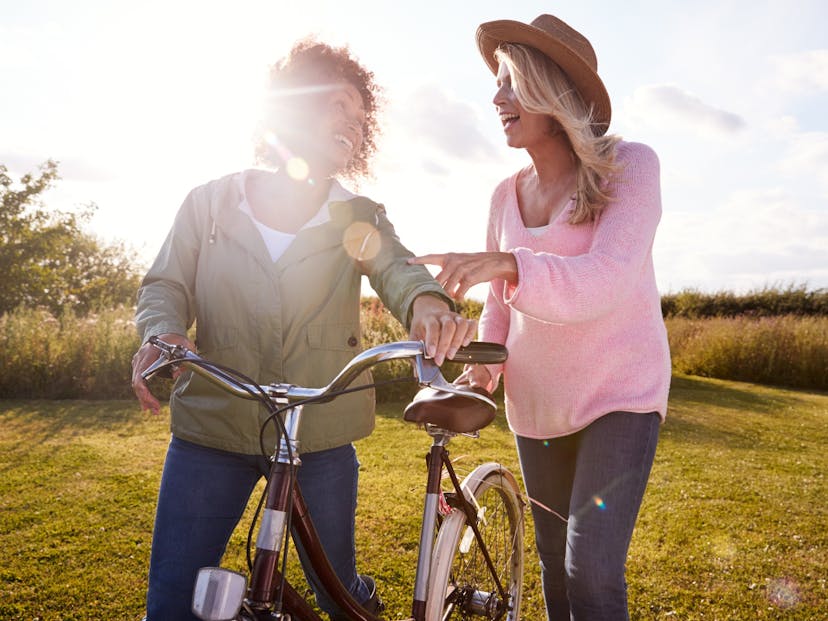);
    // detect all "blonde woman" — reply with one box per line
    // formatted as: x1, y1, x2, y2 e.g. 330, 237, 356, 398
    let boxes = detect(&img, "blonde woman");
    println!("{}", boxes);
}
411, 15, 671, 621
